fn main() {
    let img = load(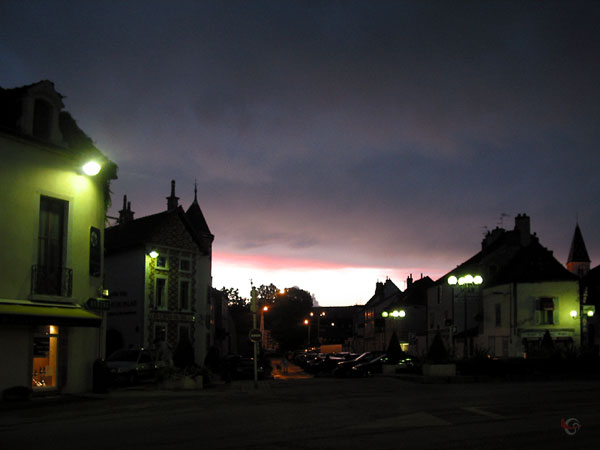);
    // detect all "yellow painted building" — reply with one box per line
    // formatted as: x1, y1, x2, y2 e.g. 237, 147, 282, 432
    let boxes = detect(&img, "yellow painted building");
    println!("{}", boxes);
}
0, 81, 116, 397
